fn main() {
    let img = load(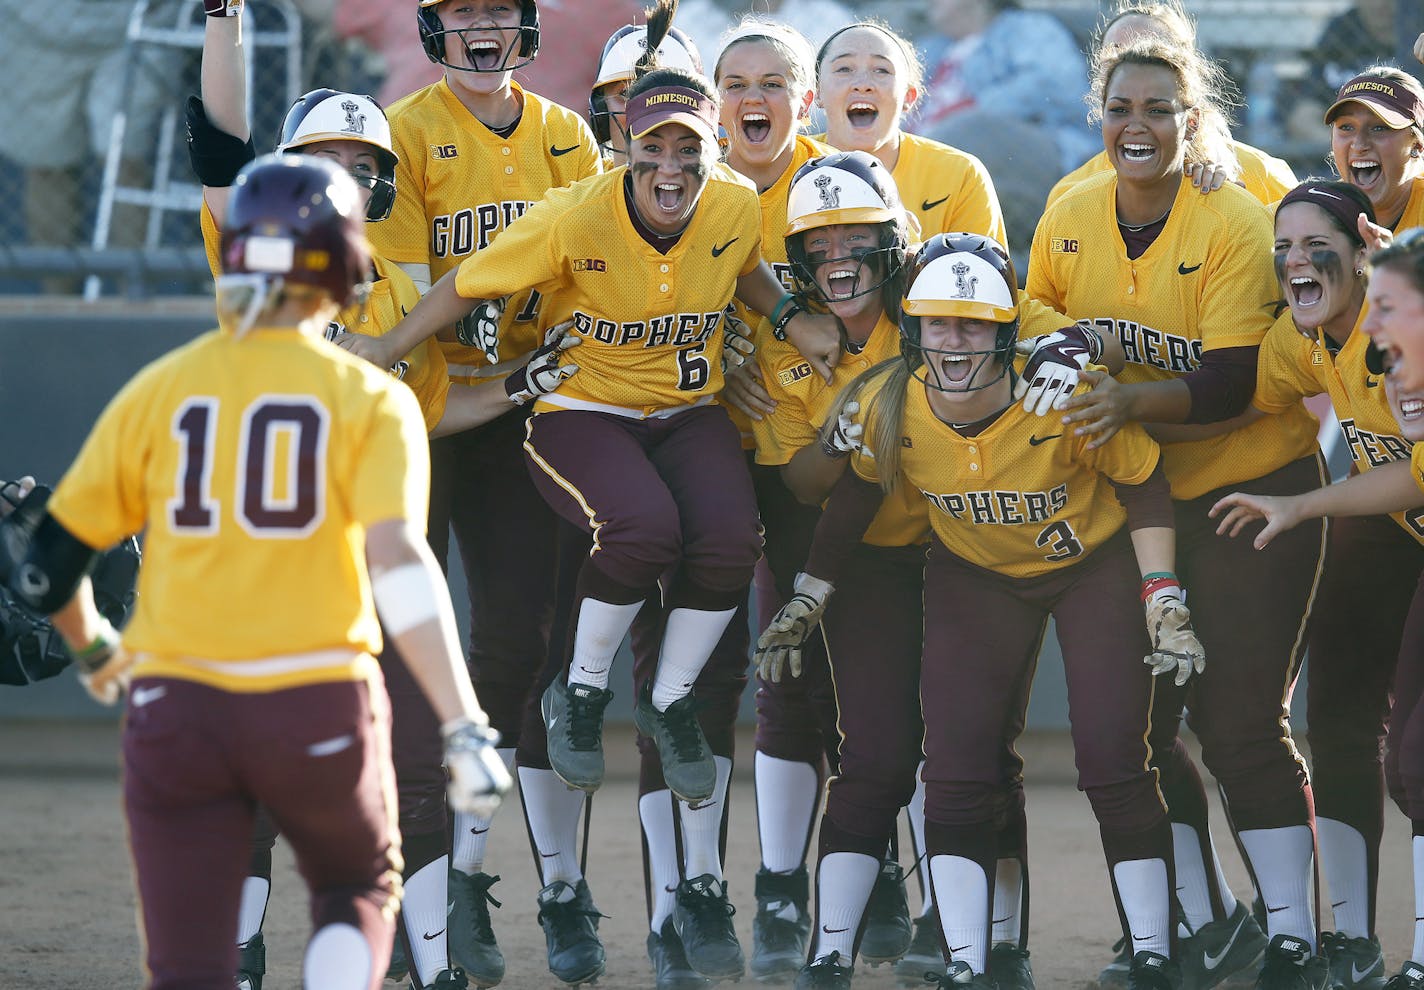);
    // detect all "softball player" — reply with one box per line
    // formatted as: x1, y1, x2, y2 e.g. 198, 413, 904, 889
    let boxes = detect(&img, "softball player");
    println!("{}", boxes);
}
0, 154, 510, 990
761, 231, 1197, 990
1044, 0, 1297, 211
1327, 69, 1424, 234
1250, 180, 1424, 987
1212, 230, 1424, 990
331, 1, 610, 982
189, 9, 576, 988
589, 15, 703, 166
1031, 37, 1328, 988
